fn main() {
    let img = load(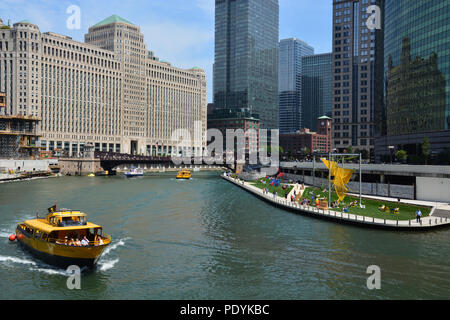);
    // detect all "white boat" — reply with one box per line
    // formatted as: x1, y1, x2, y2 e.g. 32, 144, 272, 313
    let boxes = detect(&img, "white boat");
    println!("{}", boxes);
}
124, 167, 144, 177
